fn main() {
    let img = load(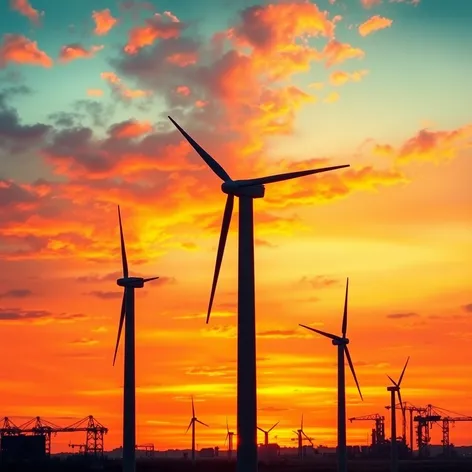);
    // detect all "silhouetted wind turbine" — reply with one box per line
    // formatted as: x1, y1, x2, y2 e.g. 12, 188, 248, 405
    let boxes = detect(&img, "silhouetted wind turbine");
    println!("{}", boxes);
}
257, 421, 279, 445
387, 357, 409, 472
168, 115, 349, 472
186, 396, 208, 464
225, 417, 235, 459
291, 414, 313, 458
299, 278, 363, 472
112, 205, 159, 472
